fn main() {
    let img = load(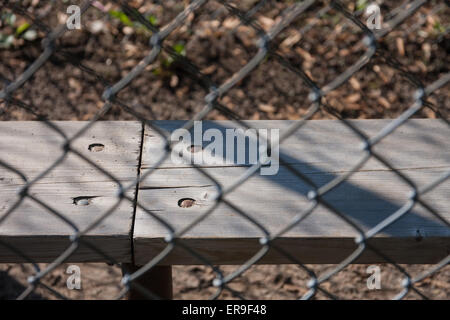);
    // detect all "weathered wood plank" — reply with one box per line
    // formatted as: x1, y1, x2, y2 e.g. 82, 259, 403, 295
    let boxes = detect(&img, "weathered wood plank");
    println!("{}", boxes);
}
0, 121, 142, 263
1, 120, 449, 265
134, 120, 450, 265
